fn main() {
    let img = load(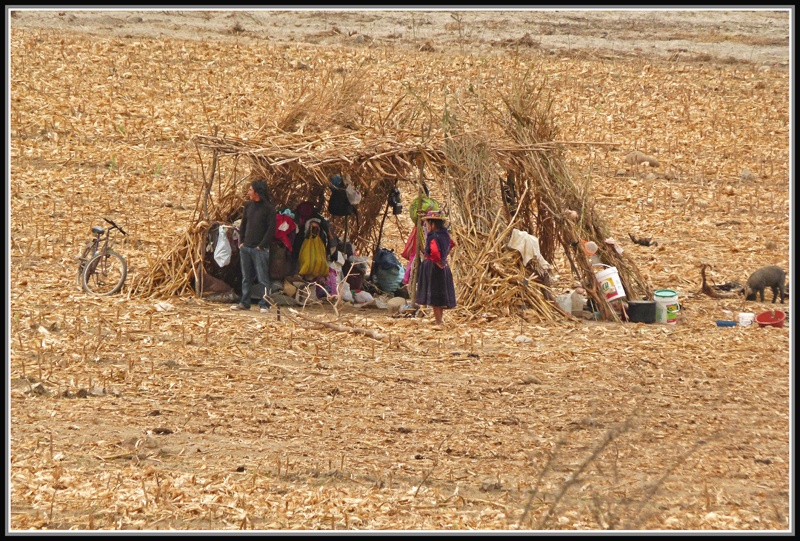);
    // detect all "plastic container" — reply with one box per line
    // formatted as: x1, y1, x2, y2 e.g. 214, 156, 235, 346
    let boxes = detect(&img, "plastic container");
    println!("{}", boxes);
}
582, 240, 598, 255
595, 265, 626, 302
654, 289, 680, 324
755, 310, 785, 328
737, 312, 755, 327
627, 300, 656, 323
